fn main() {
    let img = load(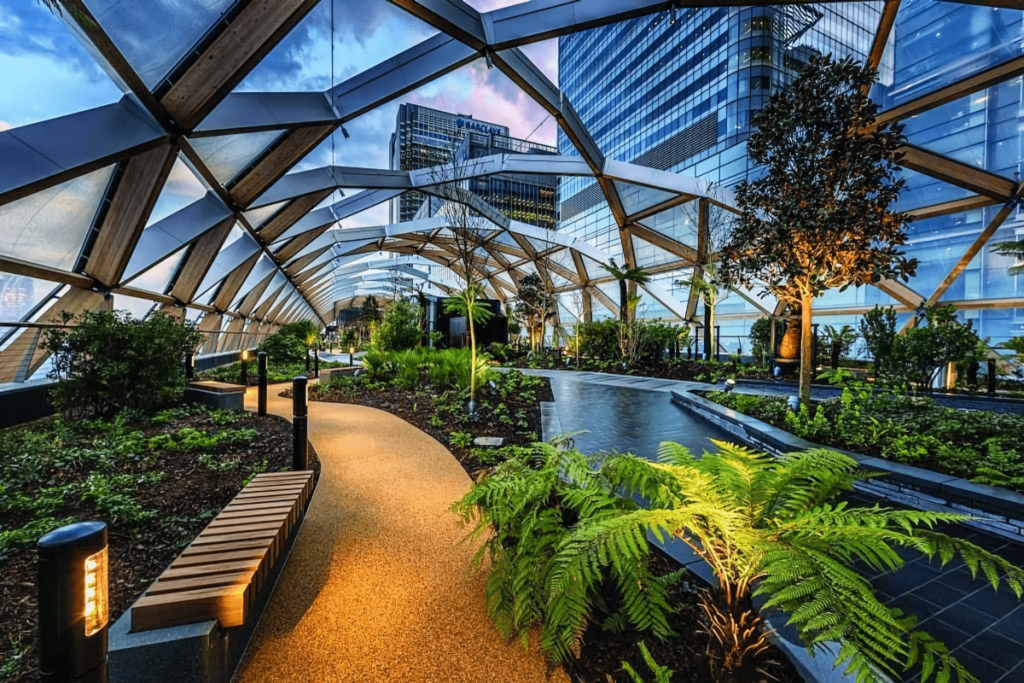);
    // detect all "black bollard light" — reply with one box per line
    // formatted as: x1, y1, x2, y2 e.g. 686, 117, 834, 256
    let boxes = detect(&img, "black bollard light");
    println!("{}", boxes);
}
314, 345, 319, 379
184, 353, 194, 381
988, 358, 997, 395
292, 376, 308, 471
349, 346, 355, 367
239, 350, 249, 386
38, 521, 109, 683
305, 348, 311, 374
257, 352, 268, 417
